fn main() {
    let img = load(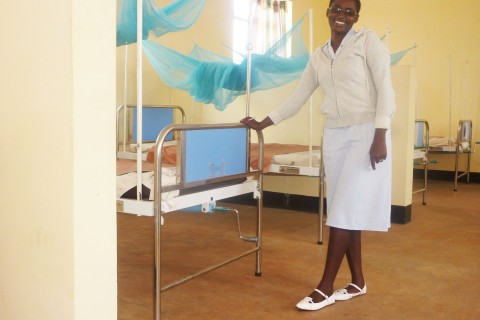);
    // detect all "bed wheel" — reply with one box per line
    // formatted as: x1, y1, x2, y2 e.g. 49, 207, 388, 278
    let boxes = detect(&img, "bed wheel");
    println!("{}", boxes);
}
255, 272, 262, 277
317, 241, 323, 245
